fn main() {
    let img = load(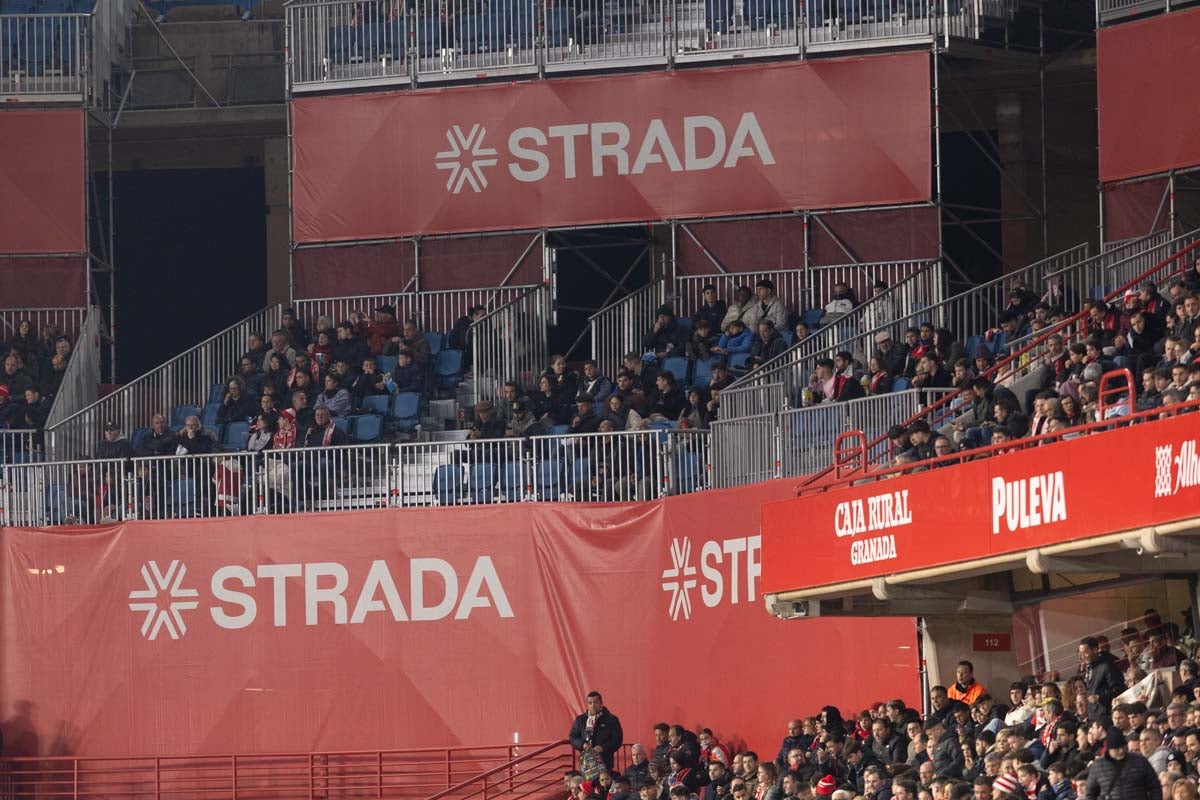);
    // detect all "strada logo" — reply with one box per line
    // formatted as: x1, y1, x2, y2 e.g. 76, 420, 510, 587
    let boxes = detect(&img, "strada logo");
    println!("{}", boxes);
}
991, 471, 1067, 534
130, 557, 513, 640
661, 536, 761, 621
1155, 440, 1200, 498
436, 113, 776, 194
